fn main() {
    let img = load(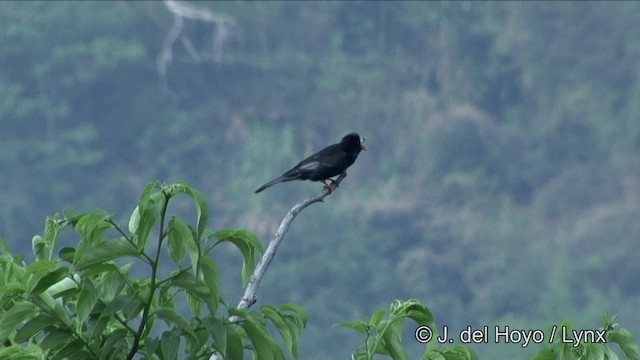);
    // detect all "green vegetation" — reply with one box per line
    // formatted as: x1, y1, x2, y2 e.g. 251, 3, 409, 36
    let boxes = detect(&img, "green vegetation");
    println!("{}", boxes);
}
1, 182, 637, 359
1, 2, 640, 358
